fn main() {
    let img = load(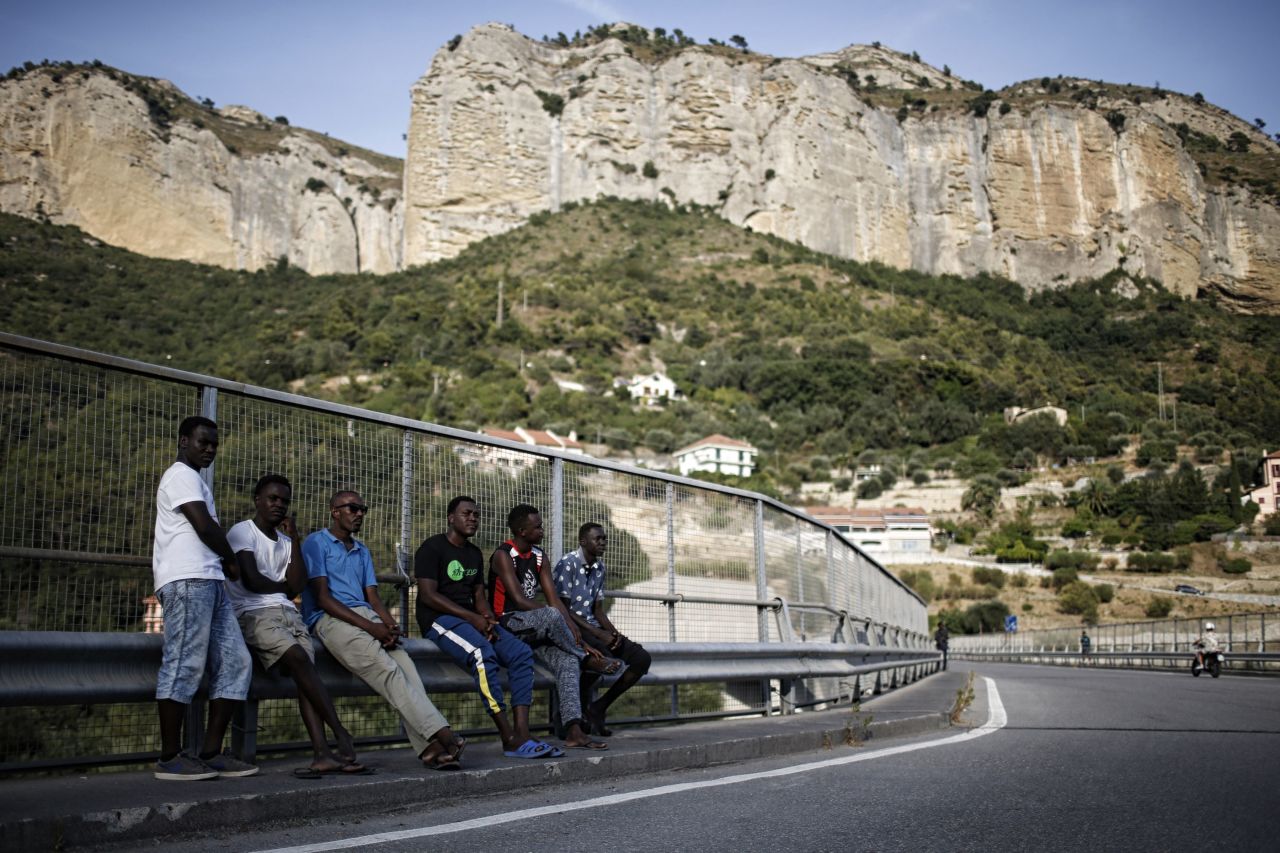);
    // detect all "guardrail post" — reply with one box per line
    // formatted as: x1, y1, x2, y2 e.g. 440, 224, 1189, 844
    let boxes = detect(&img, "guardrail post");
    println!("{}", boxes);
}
190, 385, 218, 755
199, 386, 218, 492
666, 482, 678, 718
550, 459, 565, 572
398, 430, 414, 627
754, 500, 770, 713
232, 698, 258, 763
794, 525, 804, 640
